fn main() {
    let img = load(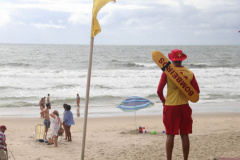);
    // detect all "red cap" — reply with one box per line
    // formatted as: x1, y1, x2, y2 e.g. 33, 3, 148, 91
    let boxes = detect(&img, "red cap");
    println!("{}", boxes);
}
0, 125, 7, 130
168, 49, 187, 61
